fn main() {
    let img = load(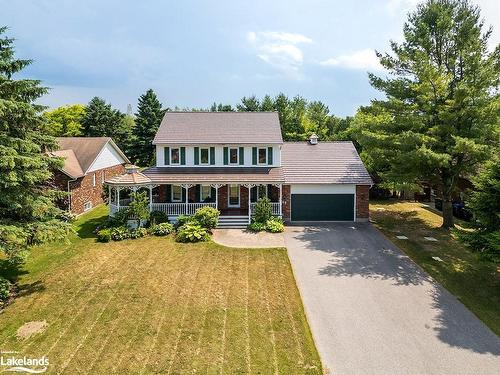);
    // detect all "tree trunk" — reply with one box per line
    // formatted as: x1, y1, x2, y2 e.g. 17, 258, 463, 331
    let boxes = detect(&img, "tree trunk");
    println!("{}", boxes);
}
442, 194, 454, 229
